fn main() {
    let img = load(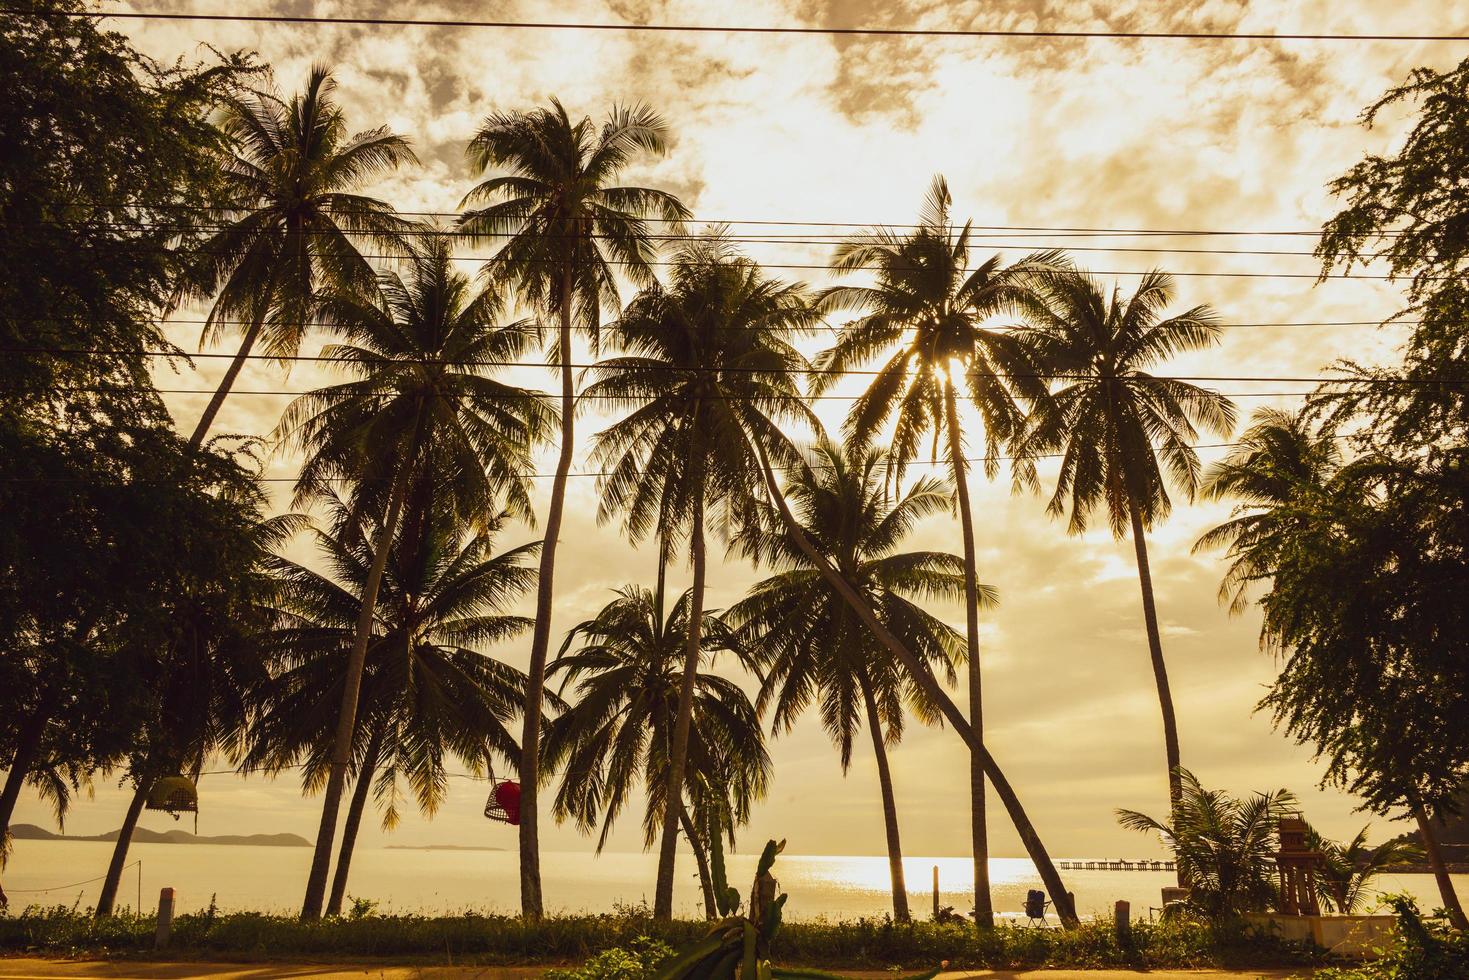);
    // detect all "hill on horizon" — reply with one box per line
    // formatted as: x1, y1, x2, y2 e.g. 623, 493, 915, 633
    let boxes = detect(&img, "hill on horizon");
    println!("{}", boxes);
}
10, 823, 311, 848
